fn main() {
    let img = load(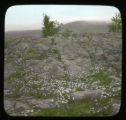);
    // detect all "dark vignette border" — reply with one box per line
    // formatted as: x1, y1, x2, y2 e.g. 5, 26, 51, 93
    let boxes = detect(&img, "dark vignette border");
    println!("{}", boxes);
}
0, 0, 125, 120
